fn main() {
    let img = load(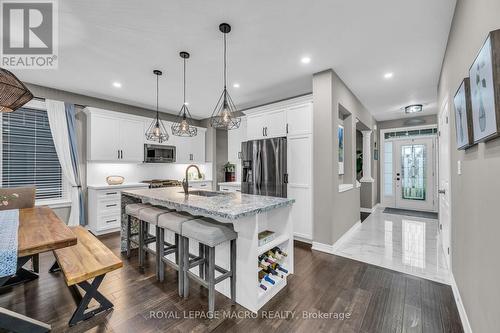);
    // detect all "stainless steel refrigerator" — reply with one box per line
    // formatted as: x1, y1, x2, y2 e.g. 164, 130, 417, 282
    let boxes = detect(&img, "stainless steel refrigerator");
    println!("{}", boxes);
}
241, 137, 287, 198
